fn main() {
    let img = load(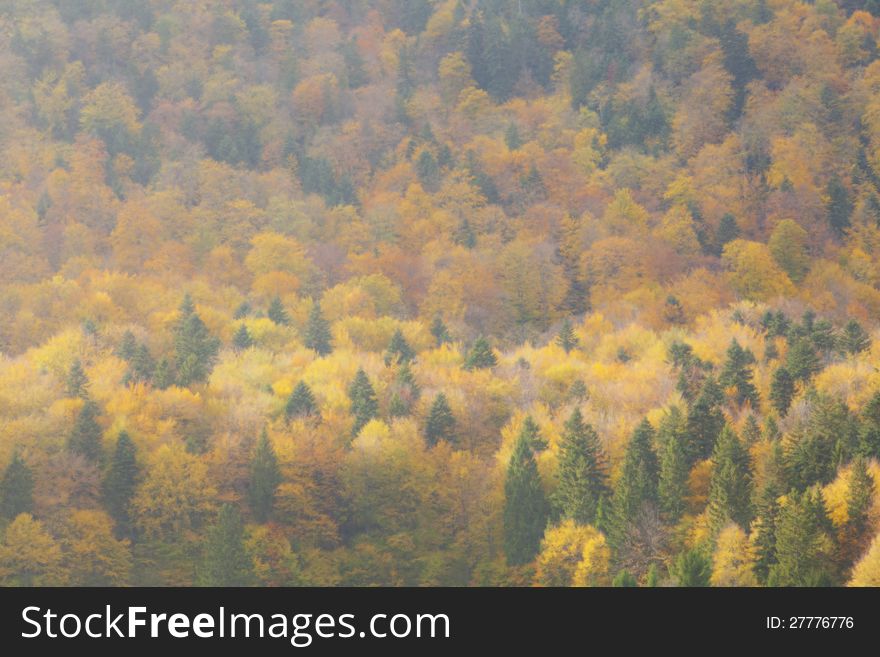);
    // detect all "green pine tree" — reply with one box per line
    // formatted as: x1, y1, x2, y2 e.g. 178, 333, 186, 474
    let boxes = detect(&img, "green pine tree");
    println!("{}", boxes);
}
612, 570, 638, 587
153, 358, 174, 390
68, 400, 103, 463
464, 336, 497, 370
686, 376, 725, 462
707, 425, 754, 532
503, 423, 550, 566
840, 457, 875, 567
102, 431, 138, 533
424, 393, 456, 446
785, 337, 821, 382
671, 549, 711, 586
304, 301, 333, 356
173, 295, 220, 386
285, 381, 319, 420
611, 419, 659, 544
0, 451, 33, 519
658, 408, 690, 523
553, 408, 609, 525
384, 328, 415, 365
769, 366, 795, 416
769, 487, 835, 586
66, 359, 90, 398
267, 296, 290, 326
826, 174, 852, 237
129, 343, 155, 384
117, 330, 137, 361
840, 319, 871, 356
555, 318, 579, 353
249, 429, 281, 522
348, 368, 379, 437
430, 315, 451, 346
752, 481, 780, 584
718, 339, 759, 407
232, 323, 254, 351
199, 504, 254, 586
